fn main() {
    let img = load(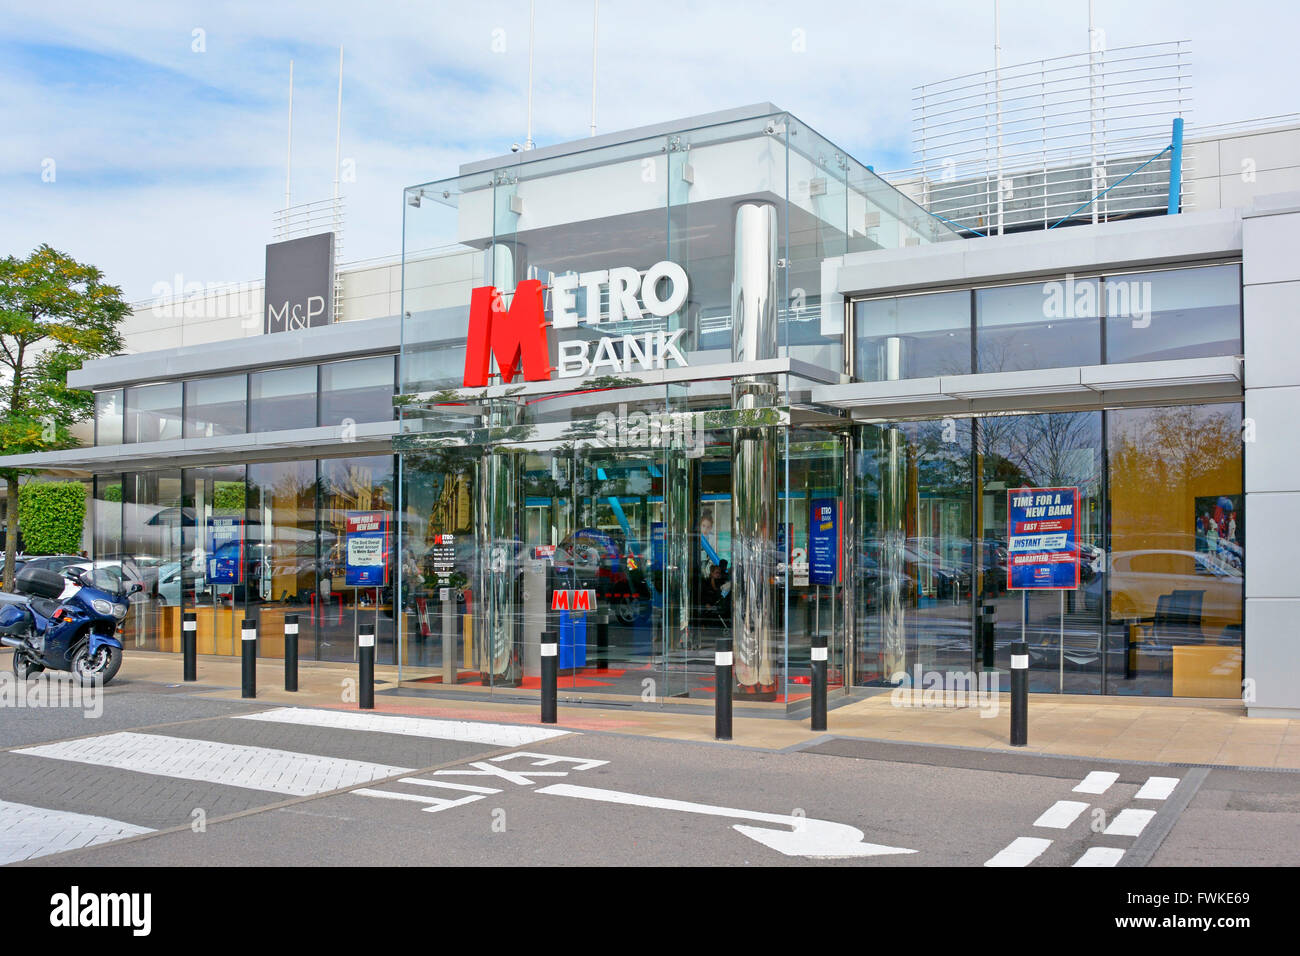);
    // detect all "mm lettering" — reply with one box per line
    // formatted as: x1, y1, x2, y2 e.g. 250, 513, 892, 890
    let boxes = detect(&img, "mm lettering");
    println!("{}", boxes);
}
551, 589, 596, 611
